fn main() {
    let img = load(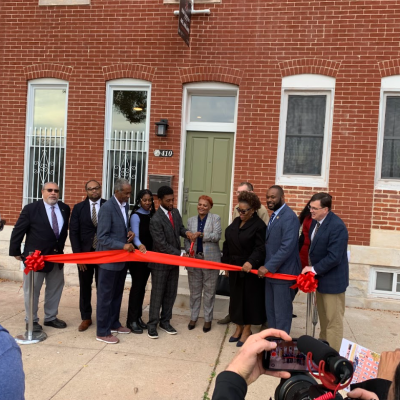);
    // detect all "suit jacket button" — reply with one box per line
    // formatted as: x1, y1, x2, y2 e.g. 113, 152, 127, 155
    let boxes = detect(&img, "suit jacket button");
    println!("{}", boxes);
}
54, 249, 58, 252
